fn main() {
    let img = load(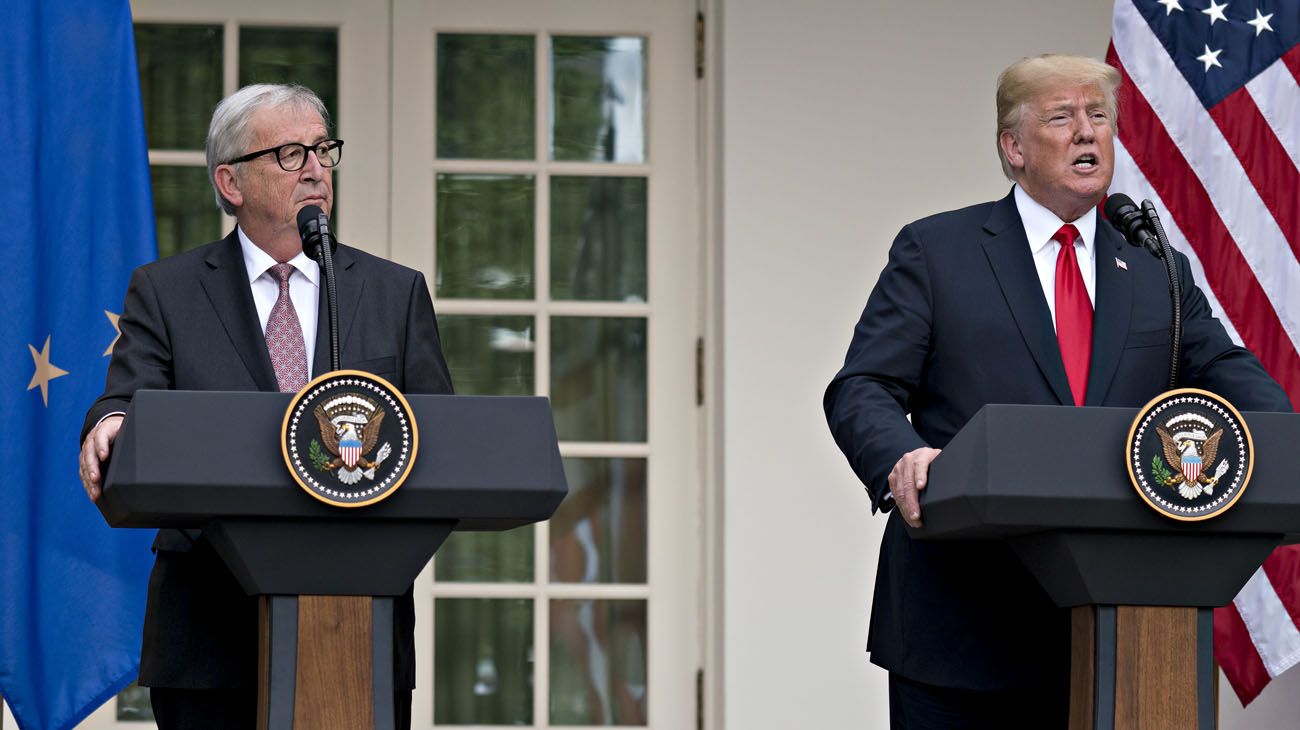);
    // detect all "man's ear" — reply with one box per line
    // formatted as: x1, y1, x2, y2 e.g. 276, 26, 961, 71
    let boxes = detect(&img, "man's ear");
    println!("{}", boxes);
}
999, 129, 1024, 171
213, 164, 244, 209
